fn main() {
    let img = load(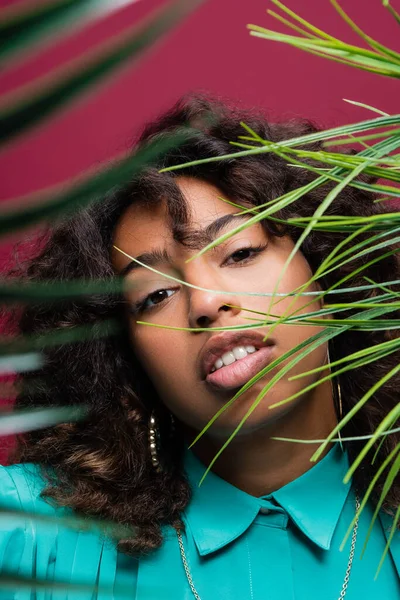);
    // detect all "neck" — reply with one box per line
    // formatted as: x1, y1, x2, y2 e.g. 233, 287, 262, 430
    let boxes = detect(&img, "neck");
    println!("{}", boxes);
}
187, 381, 338, 497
